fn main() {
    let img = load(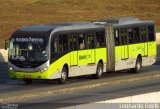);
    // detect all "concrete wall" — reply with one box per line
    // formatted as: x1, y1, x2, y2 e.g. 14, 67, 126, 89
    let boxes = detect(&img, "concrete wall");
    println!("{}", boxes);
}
0, 33, 160, 63
0, 49, 8, 63
156, 33, 160, 44
60, 91, 160, 109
